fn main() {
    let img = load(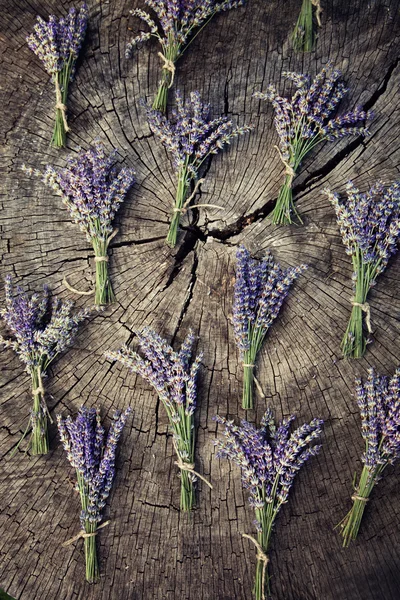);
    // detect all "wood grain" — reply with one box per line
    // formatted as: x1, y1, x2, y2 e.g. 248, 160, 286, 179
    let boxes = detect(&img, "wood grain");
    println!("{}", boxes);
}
1, 1, 400, 599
